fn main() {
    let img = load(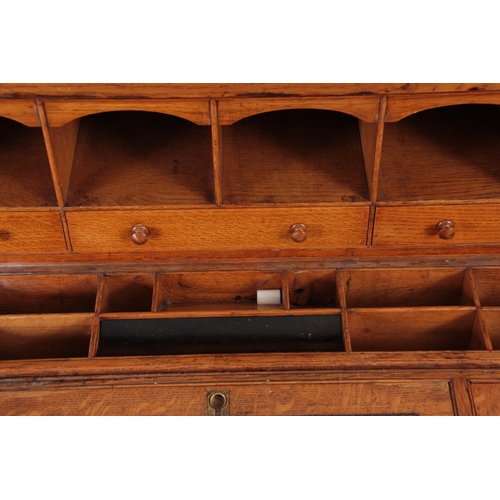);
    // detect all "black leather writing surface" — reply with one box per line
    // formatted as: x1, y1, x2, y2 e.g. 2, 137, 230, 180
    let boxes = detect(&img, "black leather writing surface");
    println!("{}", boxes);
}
97, 315, 342, 356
